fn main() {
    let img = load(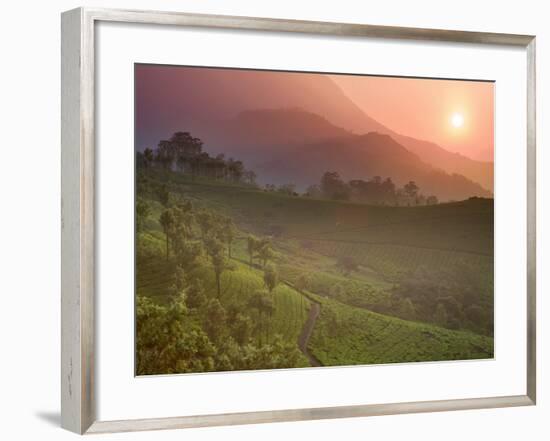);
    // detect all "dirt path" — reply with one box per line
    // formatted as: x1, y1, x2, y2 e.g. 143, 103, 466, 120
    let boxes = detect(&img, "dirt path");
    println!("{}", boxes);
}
297, 300, 322, 367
